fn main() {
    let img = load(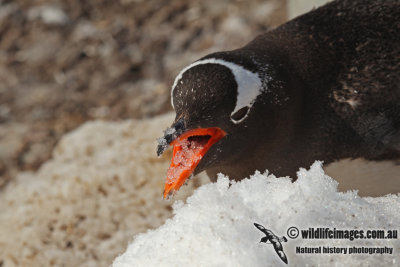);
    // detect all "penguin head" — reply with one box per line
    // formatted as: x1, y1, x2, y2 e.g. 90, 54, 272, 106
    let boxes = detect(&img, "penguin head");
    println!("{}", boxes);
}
158, 53, 301, 198
171, 58, 260, 127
